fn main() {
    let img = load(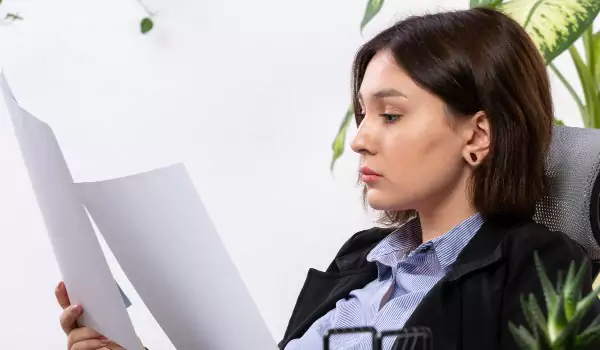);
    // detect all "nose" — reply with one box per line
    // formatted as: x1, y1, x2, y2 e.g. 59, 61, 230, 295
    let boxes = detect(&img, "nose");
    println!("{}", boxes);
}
350, 115, 377, 156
